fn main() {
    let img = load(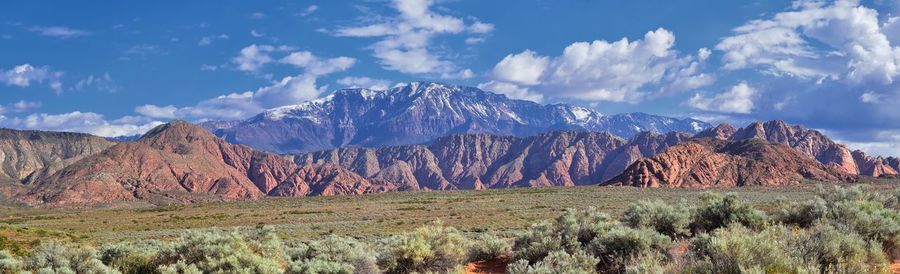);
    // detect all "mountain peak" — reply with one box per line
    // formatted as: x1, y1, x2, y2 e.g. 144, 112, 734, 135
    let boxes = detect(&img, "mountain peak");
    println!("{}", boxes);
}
209, 83, 711, 153
138, 120, 219, 147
